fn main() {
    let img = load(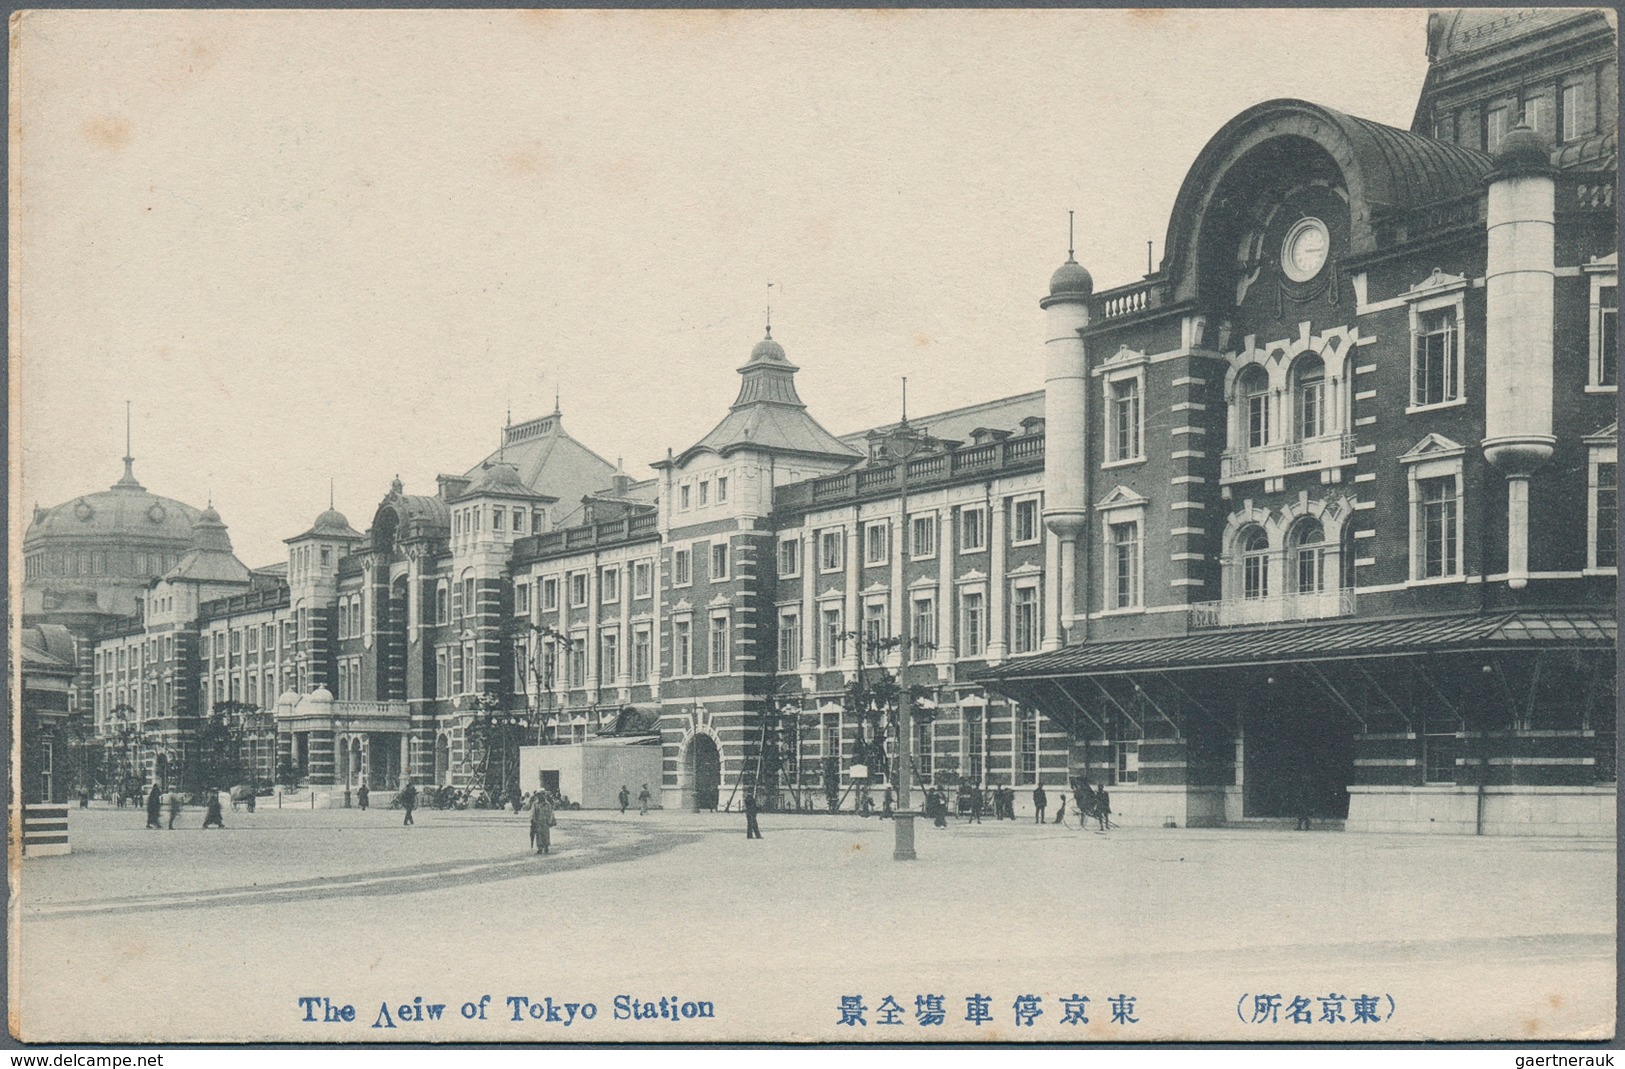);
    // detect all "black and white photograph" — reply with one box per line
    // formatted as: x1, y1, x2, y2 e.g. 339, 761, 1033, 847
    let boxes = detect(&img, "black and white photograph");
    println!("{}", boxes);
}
8, 6, 1618, 1045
